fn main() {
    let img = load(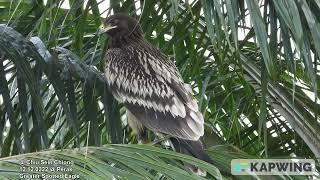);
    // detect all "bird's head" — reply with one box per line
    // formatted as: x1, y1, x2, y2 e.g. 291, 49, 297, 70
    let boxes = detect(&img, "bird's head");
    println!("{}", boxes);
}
102, 14, 143, 39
